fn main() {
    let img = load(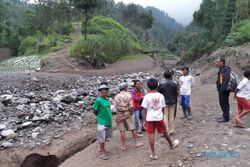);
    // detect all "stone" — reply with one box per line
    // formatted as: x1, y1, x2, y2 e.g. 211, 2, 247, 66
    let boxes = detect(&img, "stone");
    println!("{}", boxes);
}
187, 144, 194, 149
32, 132, 39, 139
0, 102, 5, 112
1, 129, 16, 139
33, 127, 42, 132
32, 115, 40, 121
22, 121, 33, 128
0, 94, 13, 100
110, 105, 116, 114
13, 98, 30, 105
39, 114, 50, 121
1, 141, 13, 148
0, 124, 6, 130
